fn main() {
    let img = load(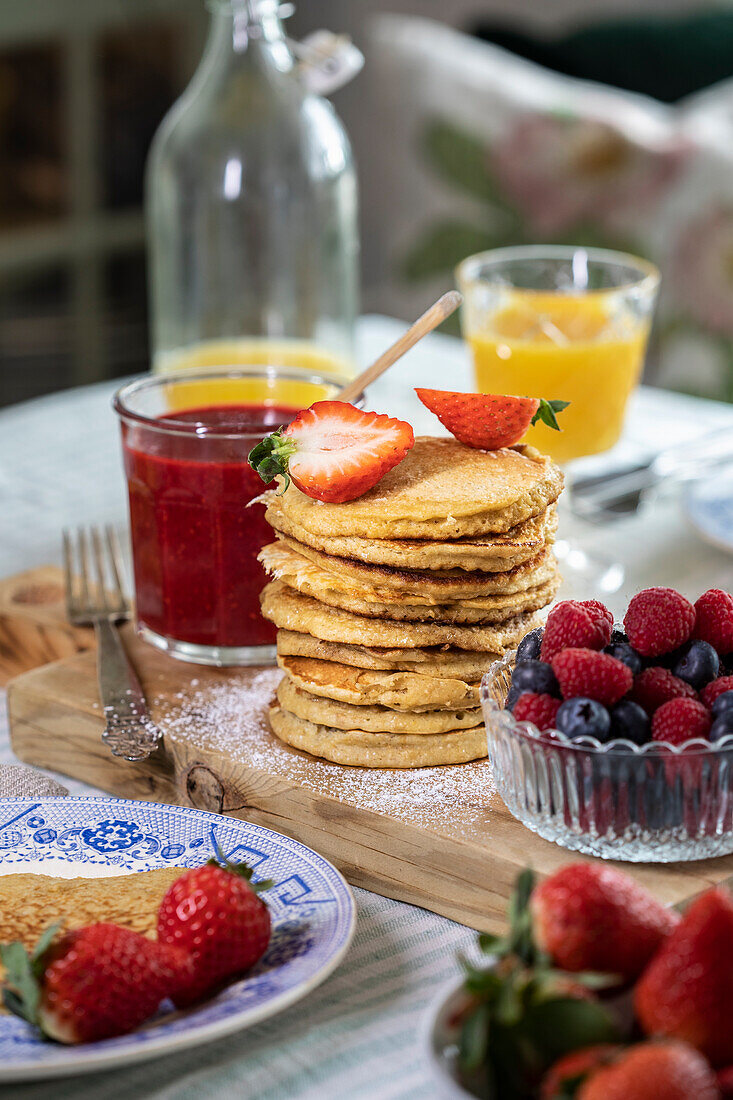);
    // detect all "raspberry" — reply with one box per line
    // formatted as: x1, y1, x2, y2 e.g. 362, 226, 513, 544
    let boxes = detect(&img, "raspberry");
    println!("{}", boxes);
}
652, 697, 712, 745
624, 587, 695, 658
580, 599, 614, 641
513, 692, 561, 731
701, 675, 733, 709
541, 601, 607, 661
694, 589, 733, 655
631, 666, 698, 715
551, 648, 633, 706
